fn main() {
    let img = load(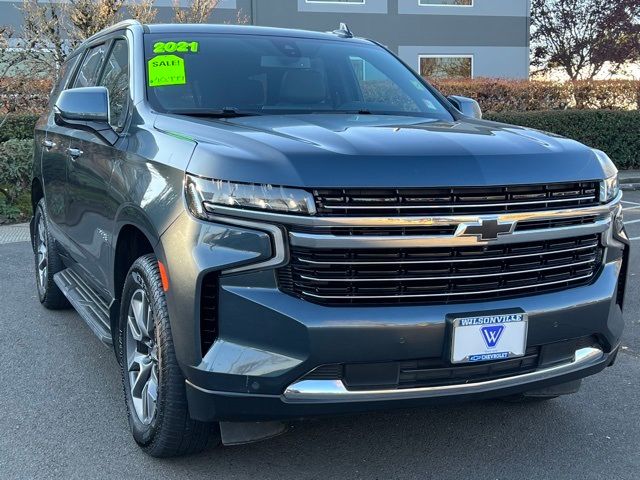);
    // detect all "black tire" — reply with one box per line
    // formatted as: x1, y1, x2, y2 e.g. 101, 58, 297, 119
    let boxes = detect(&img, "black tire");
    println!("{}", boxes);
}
33, 199, 70, 309
118, 254, 220, 457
